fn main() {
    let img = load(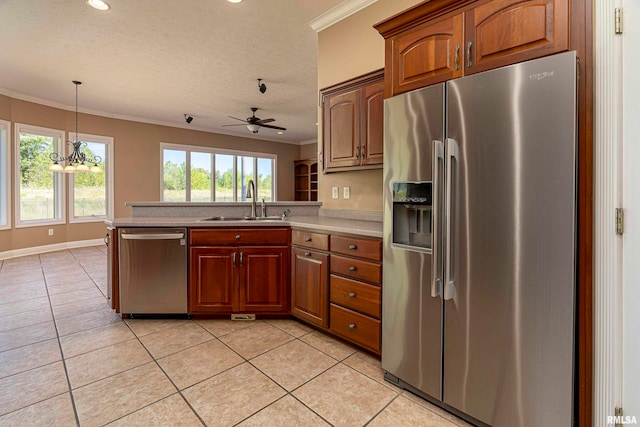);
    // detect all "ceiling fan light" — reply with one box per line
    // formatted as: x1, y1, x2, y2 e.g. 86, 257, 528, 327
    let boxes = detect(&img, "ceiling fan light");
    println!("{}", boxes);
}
86, 0, 111, 11
247, 124, 260, 133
